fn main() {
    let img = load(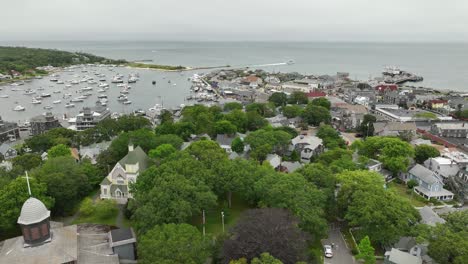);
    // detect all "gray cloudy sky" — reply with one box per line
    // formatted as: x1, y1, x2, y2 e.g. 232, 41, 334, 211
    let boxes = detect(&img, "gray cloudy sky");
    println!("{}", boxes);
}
1, 0, 467, 41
